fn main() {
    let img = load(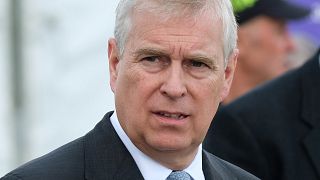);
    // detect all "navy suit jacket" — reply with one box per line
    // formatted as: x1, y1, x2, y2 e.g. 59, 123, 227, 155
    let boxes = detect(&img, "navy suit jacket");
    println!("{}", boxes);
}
204, 49, 320, 180
2, 111, 258, 180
